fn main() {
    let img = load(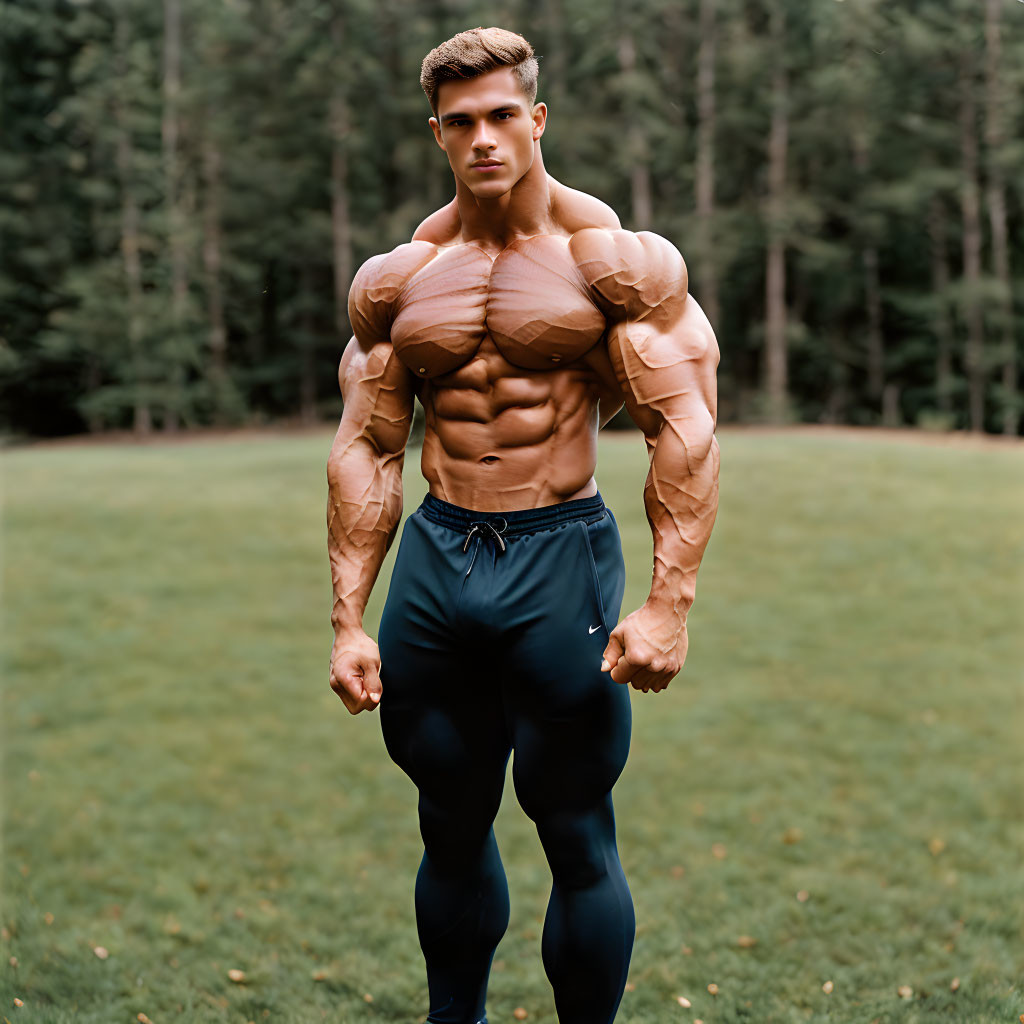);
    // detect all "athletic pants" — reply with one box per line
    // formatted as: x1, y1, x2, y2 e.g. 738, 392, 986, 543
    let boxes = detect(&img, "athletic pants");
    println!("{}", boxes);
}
378, 492, 634, 1024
